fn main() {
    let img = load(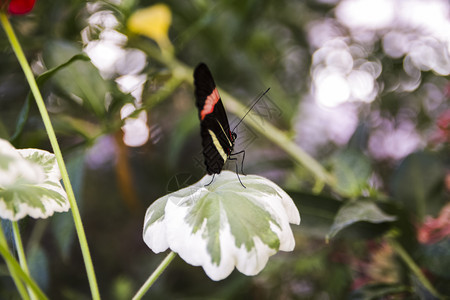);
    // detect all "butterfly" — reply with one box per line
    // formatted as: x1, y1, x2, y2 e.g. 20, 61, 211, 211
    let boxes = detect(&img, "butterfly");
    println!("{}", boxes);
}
194, 63, 239, 176
193, 63, 269, 186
